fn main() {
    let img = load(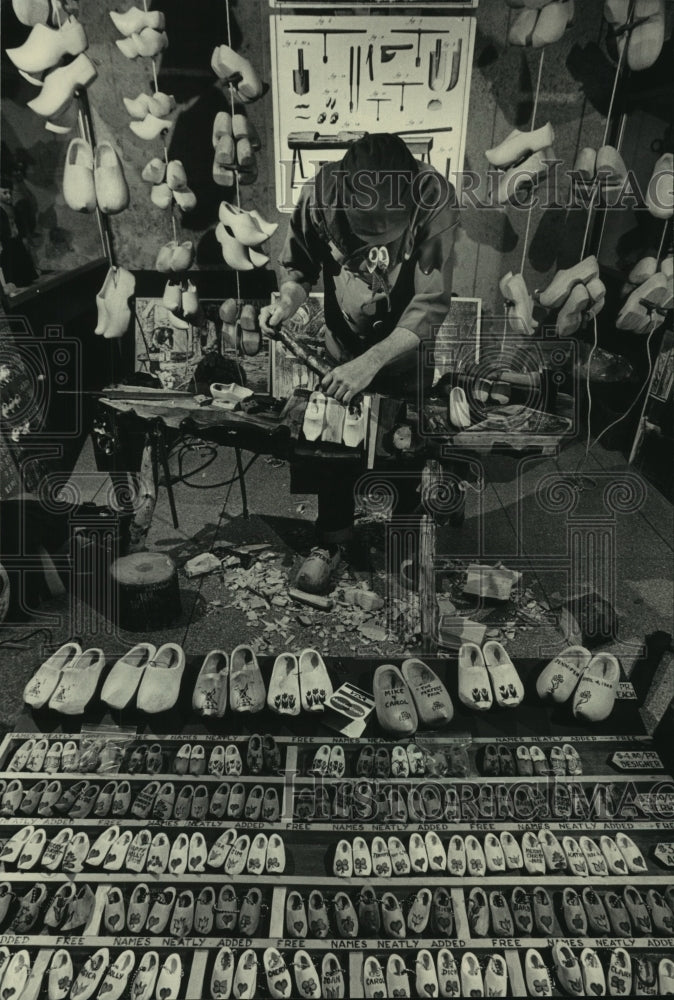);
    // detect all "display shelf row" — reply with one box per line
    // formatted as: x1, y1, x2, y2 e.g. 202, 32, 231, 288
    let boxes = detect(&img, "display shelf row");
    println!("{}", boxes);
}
2, 824, 670, 879
1, 879, 673, 945
1, 733, 665, 781
0, 942, 672, 998
3, 774, 668, 826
